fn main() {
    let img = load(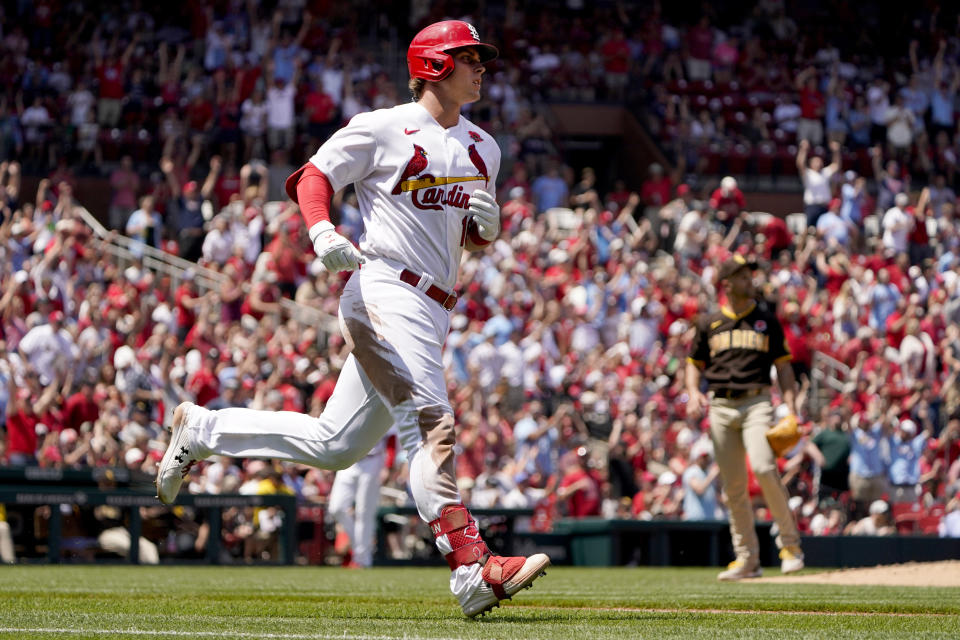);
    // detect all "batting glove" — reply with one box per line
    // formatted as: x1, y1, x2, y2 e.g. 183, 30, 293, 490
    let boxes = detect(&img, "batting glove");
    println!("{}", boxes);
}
308, 221, 364, 273
468, 189, 500, 242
